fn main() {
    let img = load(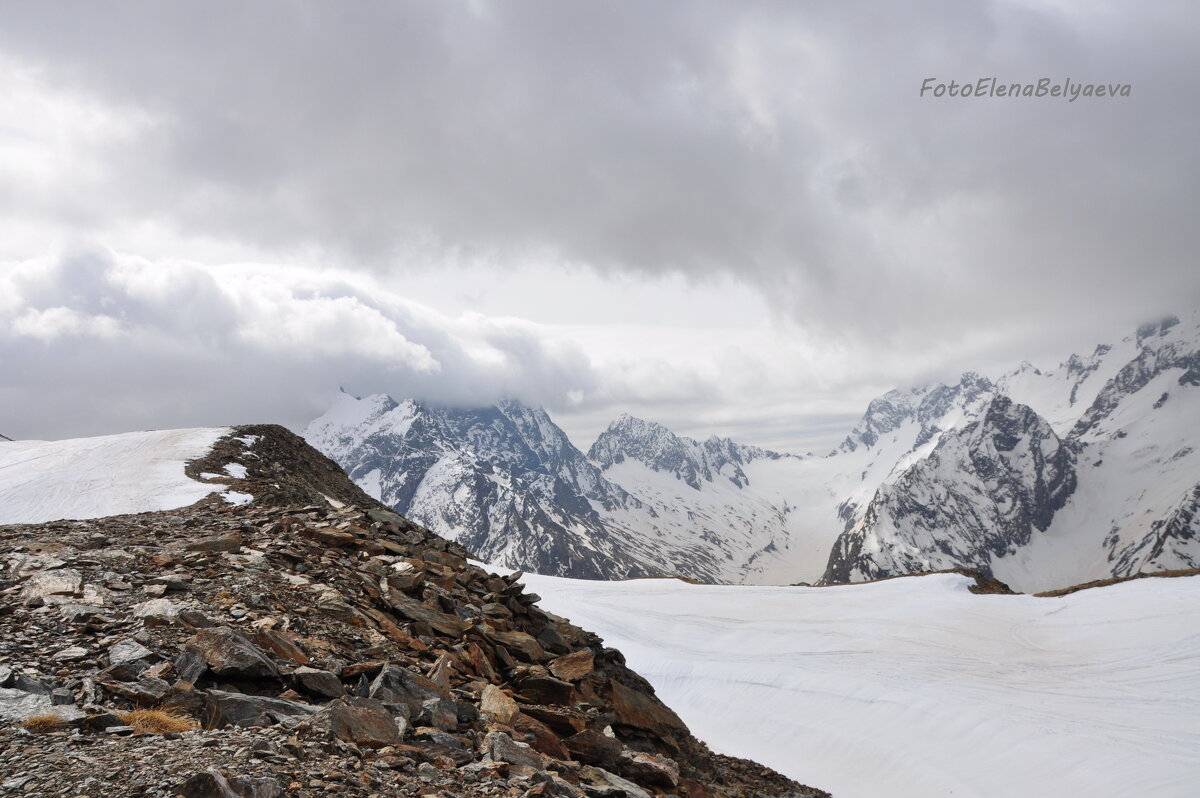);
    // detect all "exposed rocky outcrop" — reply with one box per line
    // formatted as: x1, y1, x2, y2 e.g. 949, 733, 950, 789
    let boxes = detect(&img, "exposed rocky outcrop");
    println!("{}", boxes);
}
0, 426, 826, 798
